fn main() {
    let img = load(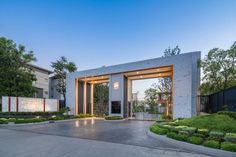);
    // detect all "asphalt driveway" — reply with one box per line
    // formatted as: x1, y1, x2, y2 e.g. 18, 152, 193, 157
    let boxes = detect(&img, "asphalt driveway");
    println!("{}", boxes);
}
1, 118, 178, 150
